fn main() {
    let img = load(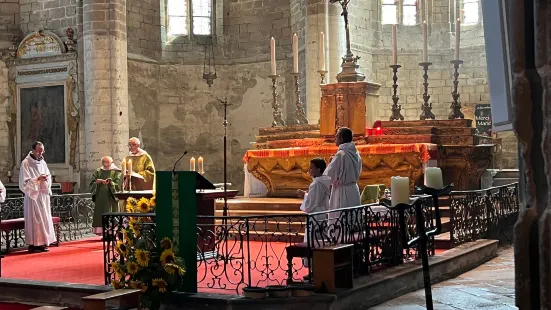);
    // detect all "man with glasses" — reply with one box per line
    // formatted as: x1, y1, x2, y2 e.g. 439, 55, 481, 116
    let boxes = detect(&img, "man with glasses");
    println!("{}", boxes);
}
19, 141, 56, 253
123, 137, 156, 191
